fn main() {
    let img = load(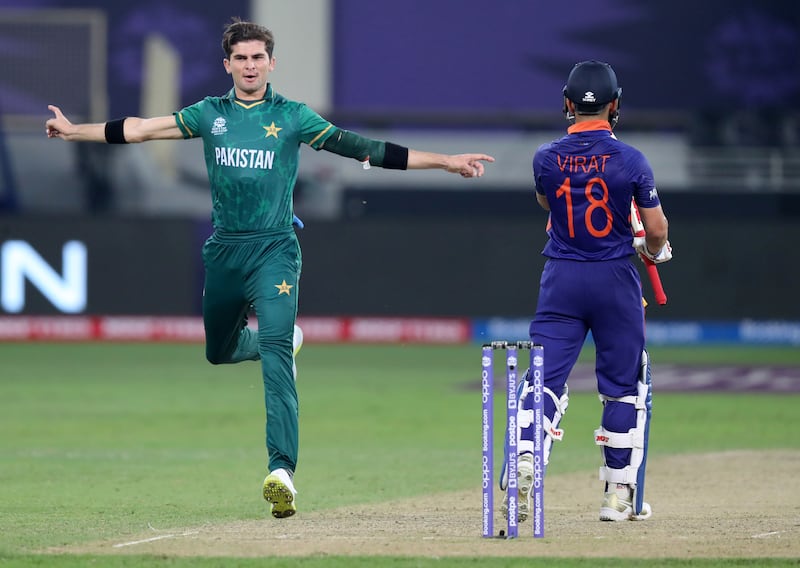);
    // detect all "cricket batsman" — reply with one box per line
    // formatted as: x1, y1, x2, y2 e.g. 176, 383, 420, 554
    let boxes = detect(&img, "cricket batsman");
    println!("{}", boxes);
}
502, 60, 671, 522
